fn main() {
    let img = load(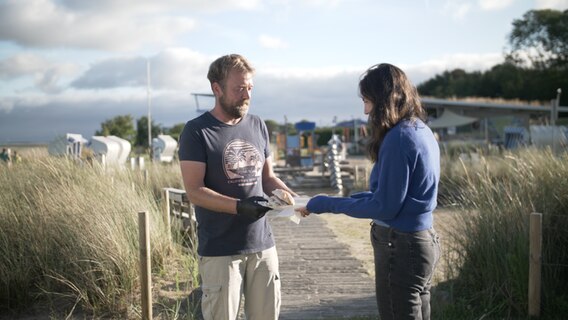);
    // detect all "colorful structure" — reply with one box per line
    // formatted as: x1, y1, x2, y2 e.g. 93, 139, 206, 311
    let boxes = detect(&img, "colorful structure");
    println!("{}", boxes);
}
286, 121, 316, 168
